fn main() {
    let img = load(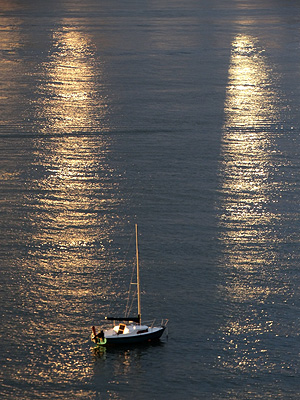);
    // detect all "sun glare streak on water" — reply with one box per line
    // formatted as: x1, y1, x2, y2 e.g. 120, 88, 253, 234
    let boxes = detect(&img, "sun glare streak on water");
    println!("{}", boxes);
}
216, 34, 298, 388
220, 34, 281, 240
33, 26, 109, 134
25, 22, 122, 280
